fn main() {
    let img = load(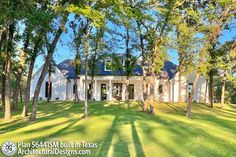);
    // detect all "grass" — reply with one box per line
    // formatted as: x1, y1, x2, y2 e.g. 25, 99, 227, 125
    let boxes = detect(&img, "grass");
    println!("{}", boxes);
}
0, 101, 236, 157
